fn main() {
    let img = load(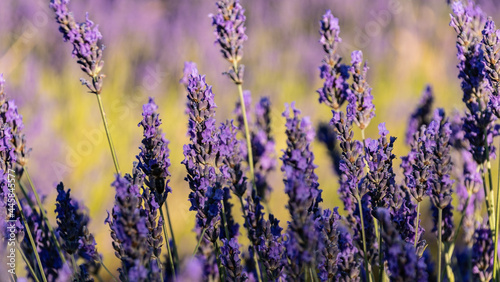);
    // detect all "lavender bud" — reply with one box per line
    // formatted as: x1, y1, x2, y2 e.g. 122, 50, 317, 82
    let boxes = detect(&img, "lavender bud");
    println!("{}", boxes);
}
220, 238, 248, 281
472, 226, 494, 282
317, 10, 350, 109
347, 51, 375, 130
50, 0, 105, 94
406, 85, 434, 145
